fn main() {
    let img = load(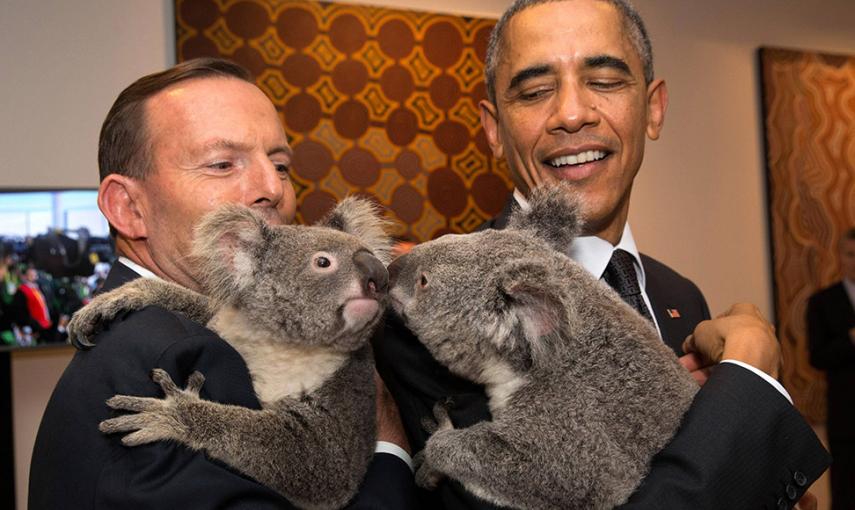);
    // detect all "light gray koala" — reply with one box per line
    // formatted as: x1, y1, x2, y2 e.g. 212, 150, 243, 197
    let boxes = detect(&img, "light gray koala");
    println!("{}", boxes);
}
387, 184, 698, 510
67, 197, 391, 510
